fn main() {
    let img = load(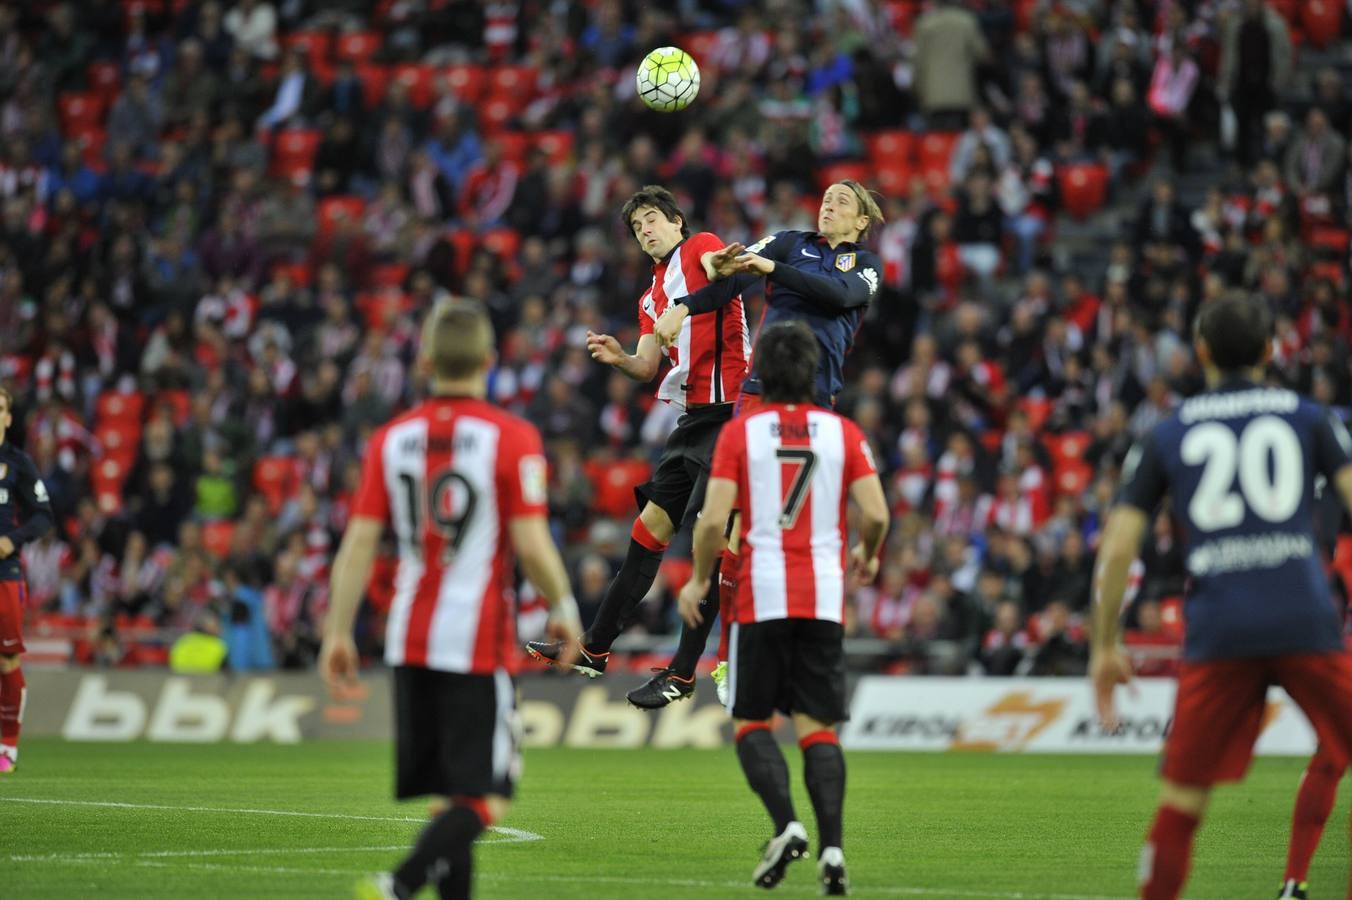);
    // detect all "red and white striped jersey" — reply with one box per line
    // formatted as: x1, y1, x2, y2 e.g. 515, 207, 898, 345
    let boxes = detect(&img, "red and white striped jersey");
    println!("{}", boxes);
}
711, 403, 878, 624
638, 231, 750, 410
352, 396, 548, 674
